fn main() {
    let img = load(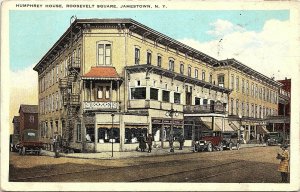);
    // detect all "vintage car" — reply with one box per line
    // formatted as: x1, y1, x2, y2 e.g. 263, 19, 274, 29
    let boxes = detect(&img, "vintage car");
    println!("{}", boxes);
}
10, 134, 20, 152
266, 132, 283, 146
193, 131, 223, 152
221, 131, 240, 150
17, 129, 44, 155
